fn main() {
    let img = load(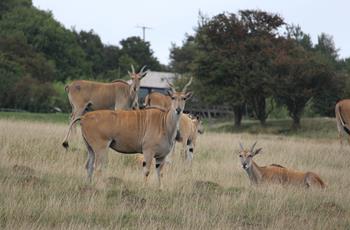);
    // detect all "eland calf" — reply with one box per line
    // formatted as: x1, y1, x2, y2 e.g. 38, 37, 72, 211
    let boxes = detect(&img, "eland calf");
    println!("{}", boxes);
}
175, 114, 204, 162
62, 78, 193, 188
238, 142, 325, 188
